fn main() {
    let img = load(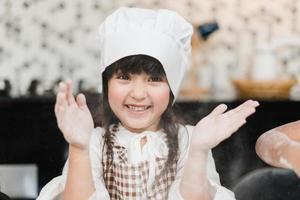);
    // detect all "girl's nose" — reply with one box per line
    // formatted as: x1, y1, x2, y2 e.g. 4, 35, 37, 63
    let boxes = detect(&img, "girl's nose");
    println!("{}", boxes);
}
130, 83, 147, 100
